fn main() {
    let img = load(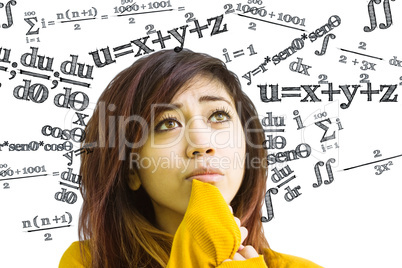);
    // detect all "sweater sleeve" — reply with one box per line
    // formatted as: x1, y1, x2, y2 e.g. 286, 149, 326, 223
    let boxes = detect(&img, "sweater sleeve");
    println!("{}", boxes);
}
58, 241, 89, 267
166, 180, 267, 267
264, 248, 324, 268
217, 255, 267, 268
